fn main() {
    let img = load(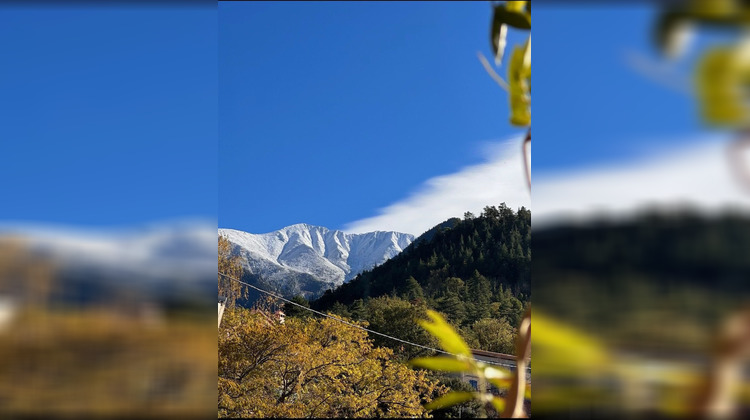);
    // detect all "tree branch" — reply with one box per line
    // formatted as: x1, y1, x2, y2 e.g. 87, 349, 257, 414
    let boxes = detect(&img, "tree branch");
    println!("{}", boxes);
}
478, 52, 510, 91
